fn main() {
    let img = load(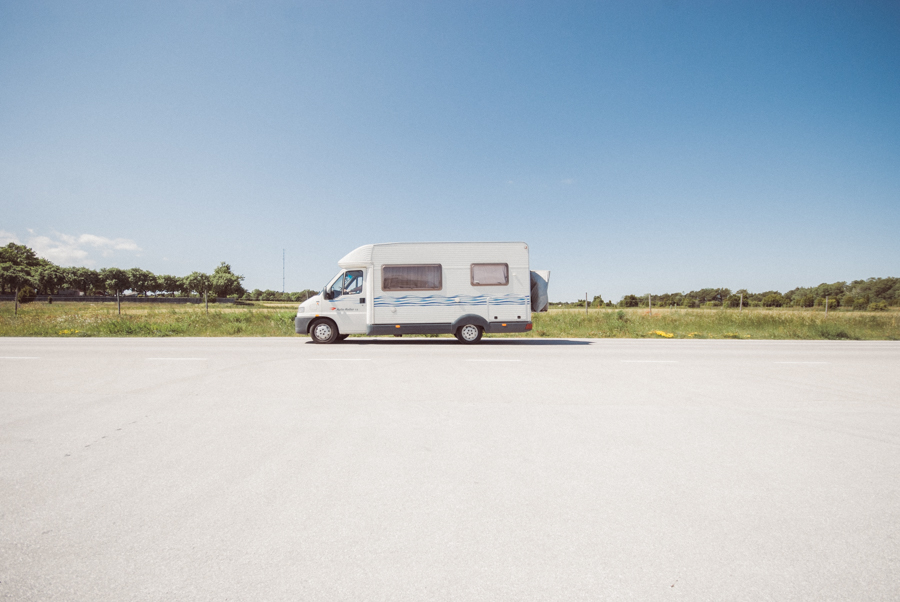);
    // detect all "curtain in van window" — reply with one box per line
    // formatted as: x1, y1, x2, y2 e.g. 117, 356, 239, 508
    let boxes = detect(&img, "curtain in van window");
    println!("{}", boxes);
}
471, 263, 508, 286
382, 265, 442, 290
